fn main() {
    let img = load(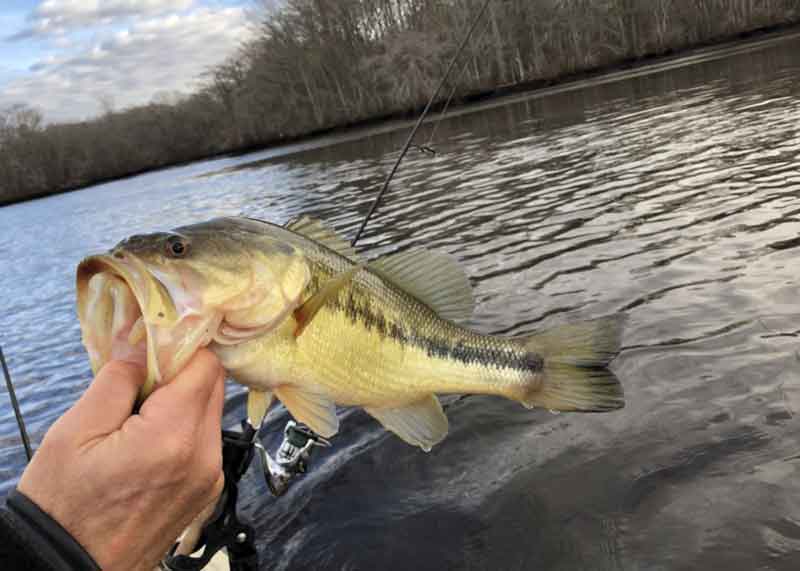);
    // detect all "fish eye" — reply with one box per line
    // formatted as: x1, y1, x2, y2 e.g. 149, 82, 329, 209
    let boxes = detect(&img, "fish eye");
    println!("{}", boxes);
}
166, 236, 189, 258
